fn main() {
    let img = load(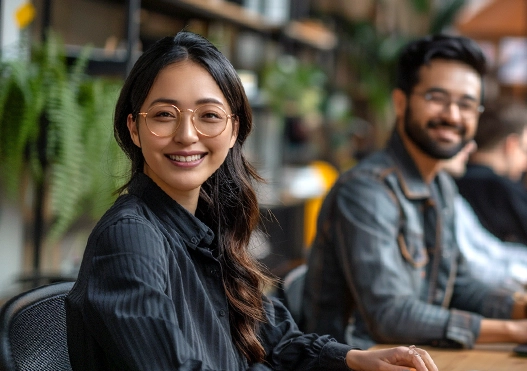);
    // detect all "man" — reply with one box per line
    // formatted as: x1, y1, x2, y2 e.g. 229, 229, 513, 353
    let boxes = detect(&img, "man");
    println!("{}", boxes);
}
456, 102, 527, 245
444, 141, 527, 292
302, 34, 527, 350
